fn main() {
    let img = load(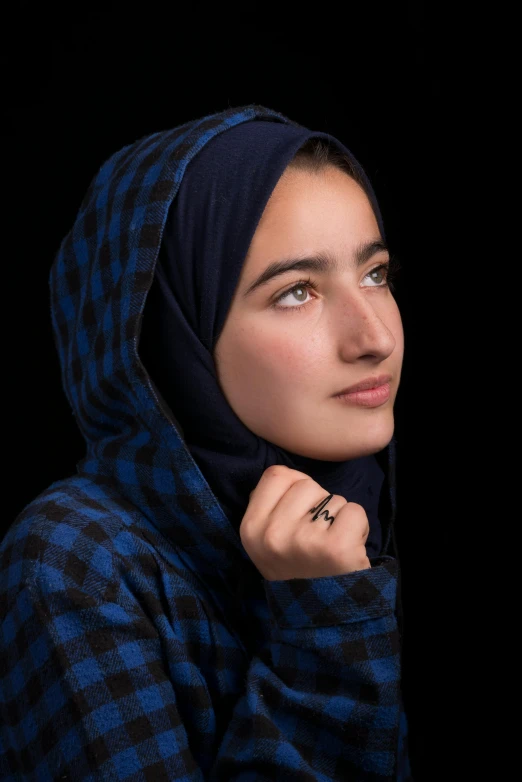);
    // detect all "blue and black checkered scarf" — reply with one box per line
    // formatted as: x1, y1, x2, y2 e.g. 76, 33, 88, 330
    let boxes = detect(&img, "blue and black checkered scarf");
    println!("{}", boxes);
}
138, 118, 394, 558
